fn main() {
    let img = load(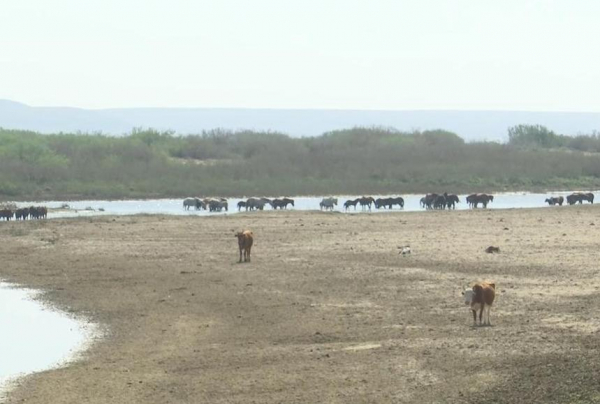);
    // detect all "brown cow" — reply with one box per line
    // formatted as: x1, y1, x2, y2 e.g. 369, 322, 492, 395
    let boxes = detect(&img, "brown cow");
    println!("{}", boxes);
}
462, 282, 496, 326
235, 230, 254, 263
